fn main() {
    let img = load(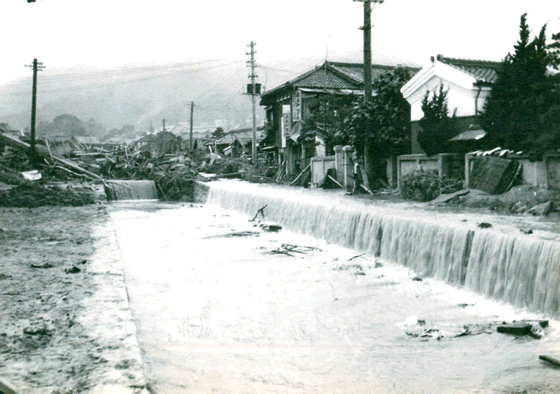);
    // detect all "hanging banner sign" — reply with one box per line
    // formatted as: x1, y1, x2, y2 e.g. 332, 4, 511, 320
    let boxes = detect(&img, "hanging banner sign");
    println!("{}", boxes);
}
292, 90, 301, 122
281, 104, 291, 148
